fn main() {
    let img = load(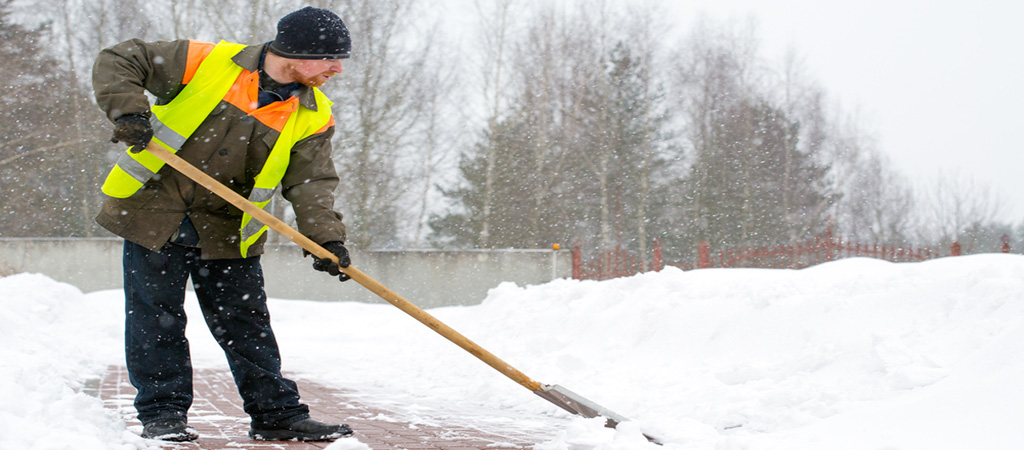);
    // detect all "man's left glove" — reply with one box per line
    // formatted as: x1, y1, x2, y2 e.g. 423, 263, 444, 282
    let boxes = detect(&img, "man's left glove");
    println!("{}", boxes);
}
110, 113, 154, 153
312, 241, 351, 282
